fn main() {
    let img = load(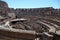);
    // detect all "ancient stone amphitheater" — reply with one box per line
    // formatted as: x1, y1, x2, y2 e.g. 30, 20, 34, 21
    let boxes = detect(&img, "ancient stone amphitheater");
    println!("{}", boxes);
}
0, 0, 60, 40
